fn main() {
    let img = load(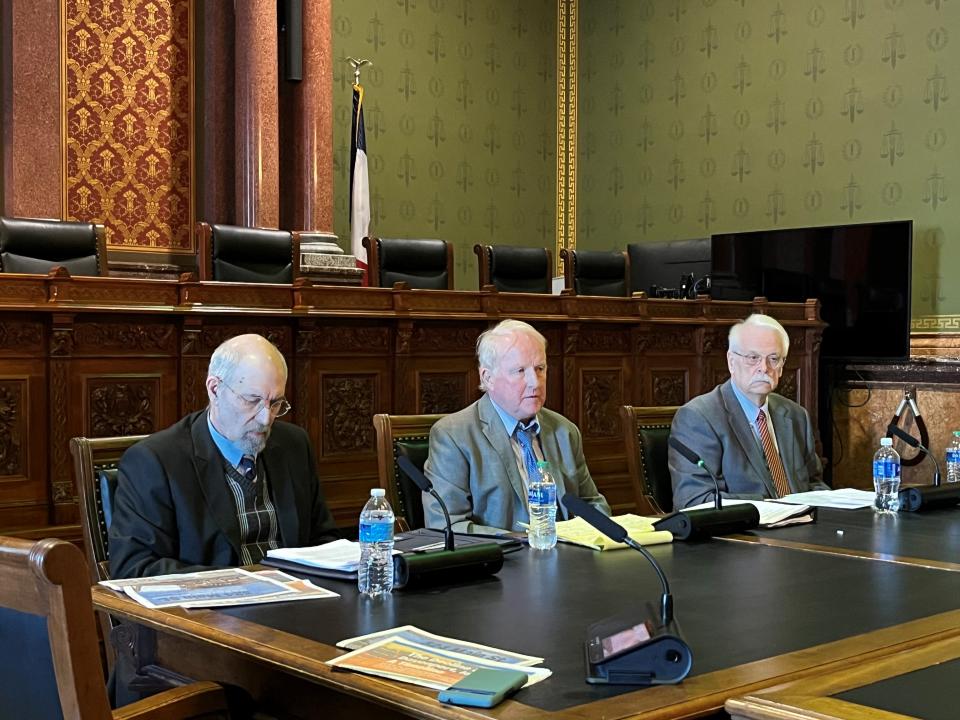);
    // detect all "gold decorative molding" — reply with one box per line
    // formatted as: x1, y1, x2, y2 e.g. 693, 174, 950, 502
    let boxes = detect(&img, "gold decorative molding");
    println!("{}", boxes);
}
556, 0, 577, 273
911, 316, 960, 332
